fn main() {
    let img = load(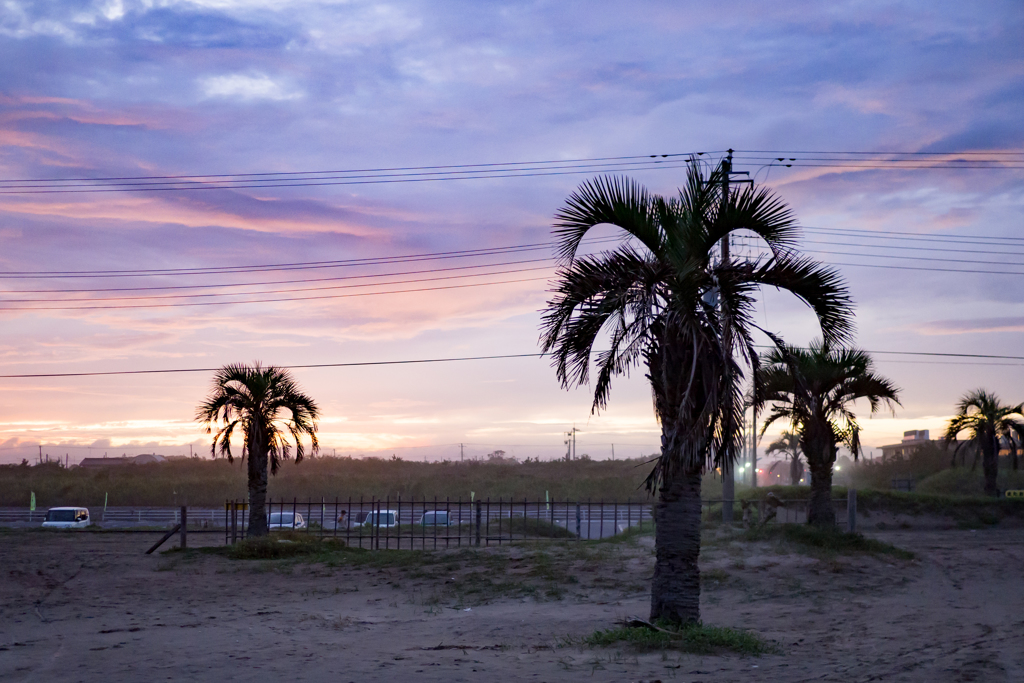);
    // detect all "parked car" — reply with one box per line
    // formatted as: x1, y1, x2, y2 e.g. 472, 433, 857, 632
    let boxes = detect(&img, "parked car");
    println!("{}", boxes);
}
41, 507, 90, 529
418, 510, 453, 527
361, 510, 398, 528
348, 510, 371, 528
267, 511, 306, 530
